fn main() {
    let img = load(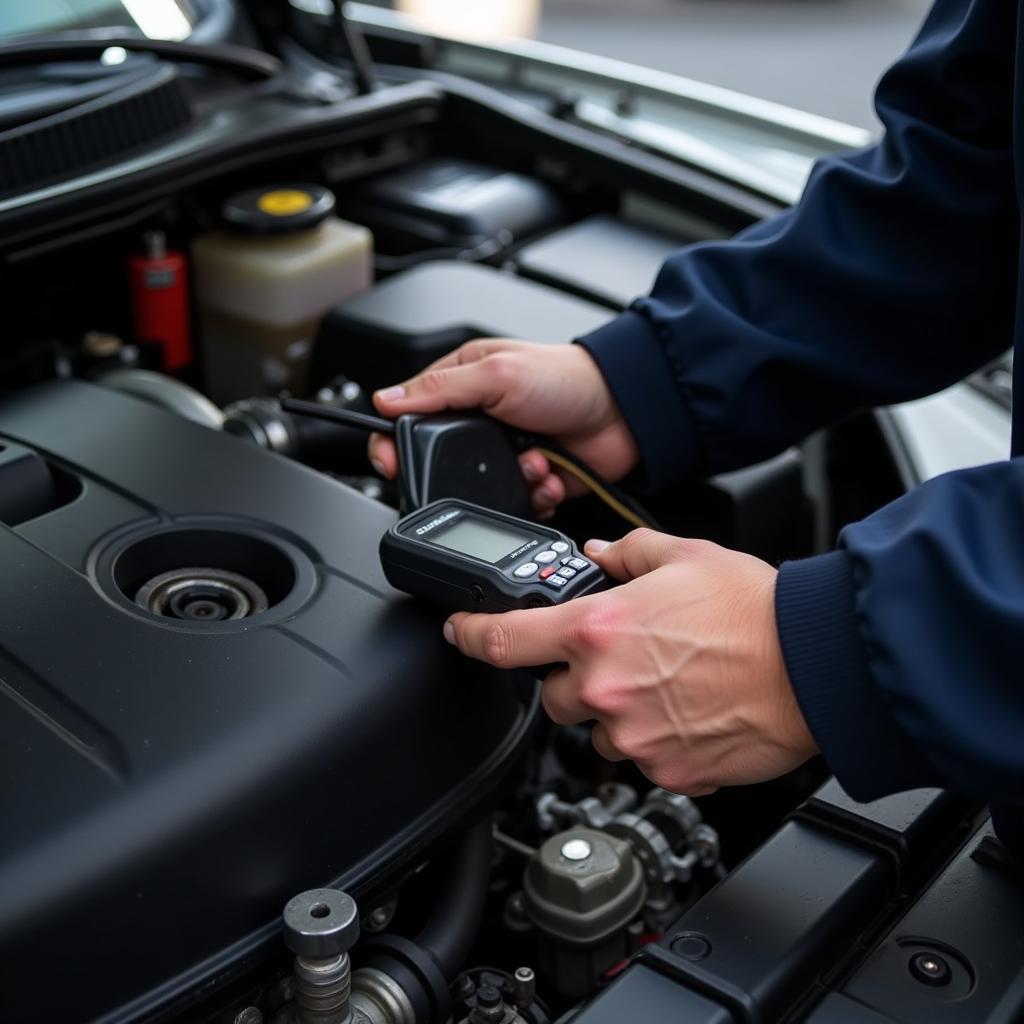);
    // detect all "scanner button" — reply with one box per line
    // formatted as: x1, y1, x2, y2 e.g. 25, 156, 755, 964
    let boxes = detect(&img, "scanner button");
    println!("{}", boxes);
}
557, 567, 577, 579
535, 550, 558, 564
539, 566, 557, 579
567, 557, 589, 571
546, 575, 569, 589
514, 562, 539, 578
551, 541, 570, 553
